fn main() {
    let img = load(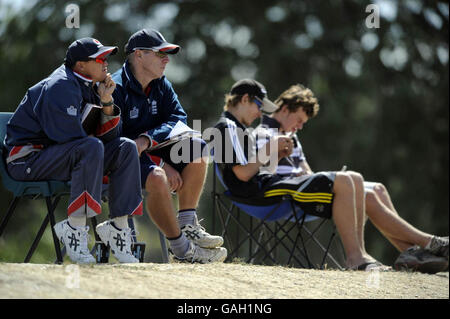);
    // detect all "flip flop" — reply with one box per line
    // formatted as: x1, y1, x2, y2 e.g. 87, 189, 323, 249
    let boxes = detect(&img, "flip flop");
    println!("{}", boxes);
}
351, 261, 392, 271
